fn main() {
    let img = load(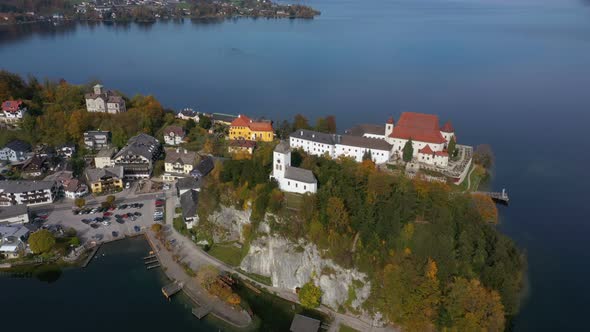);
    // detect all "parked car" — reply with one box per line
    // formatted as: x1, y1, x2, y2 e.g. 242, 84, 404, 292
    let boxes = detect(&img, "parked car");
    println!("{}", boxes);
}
125, 182, 130, 189
112, 231, 118, 237
116, 218, 124, 224
134, 225, 140, 232
103, 212, 112, 217
90, 223, 99, 229
134, 212, 141, 217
